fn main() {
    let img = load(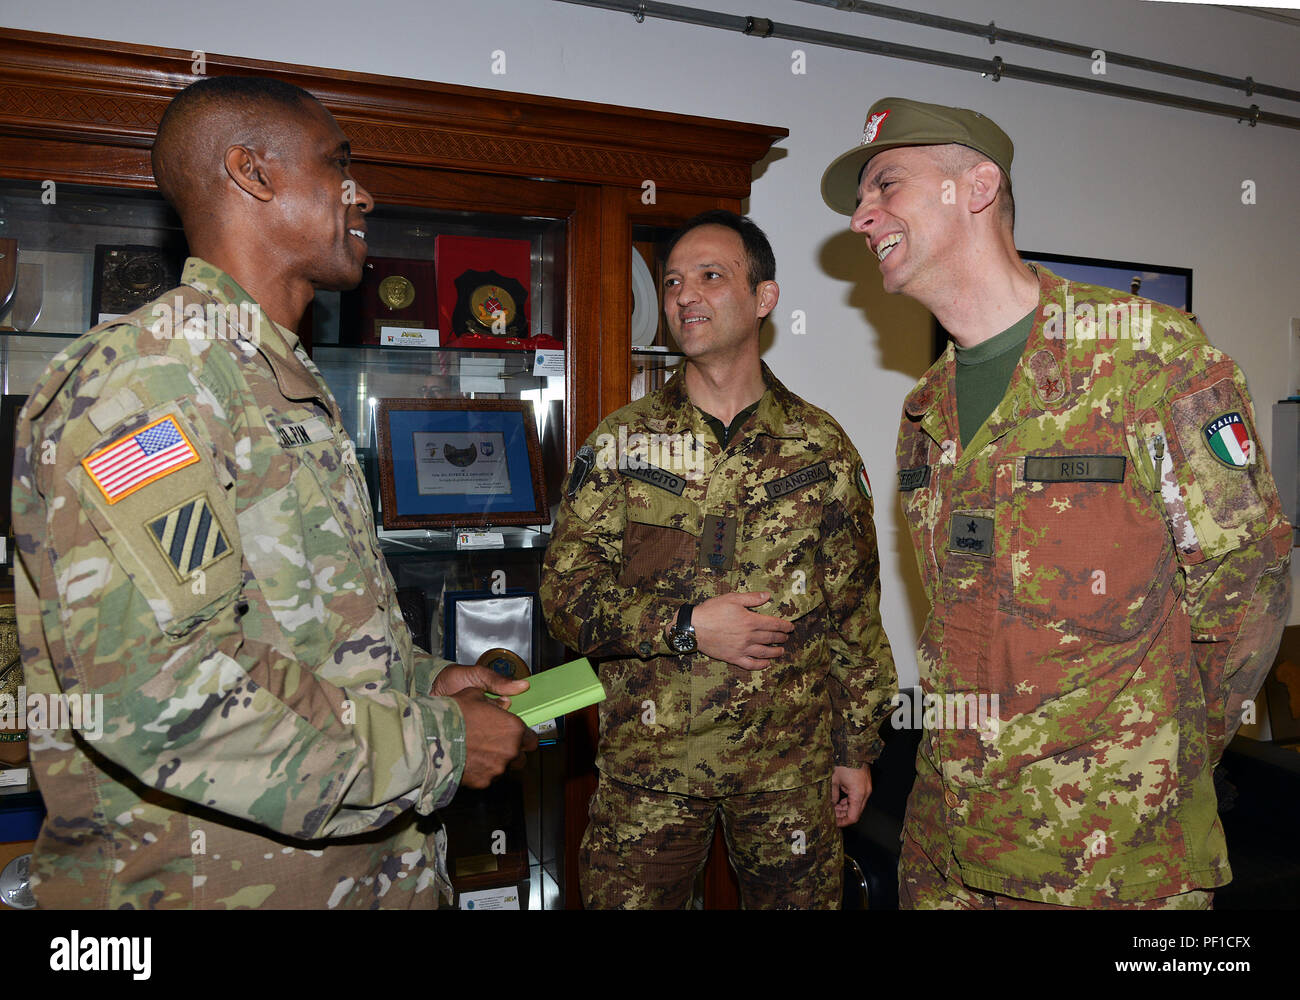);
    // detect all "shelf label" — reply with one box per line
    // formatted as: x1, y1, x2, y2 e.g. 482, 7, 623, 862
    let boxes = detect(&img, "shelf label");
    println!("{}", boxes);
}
459, 885, 521, 910
0, 768, 29, 788
380, 326, 439, 347
456, 531, 505, 550
533, 349, 565, 378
